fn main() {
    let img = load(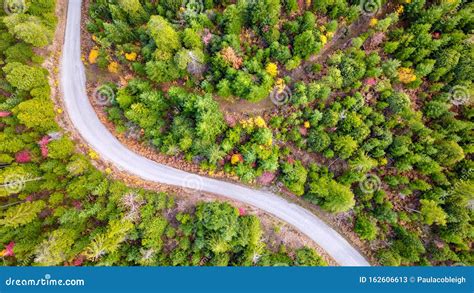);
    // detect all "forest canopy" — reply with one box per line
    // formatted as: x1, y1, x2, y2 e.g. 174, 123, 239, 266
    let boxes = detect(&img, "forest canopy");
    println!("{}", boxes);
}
85, 0, 473, 266
0, 0, 326, 267
0, 0, 472, 267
